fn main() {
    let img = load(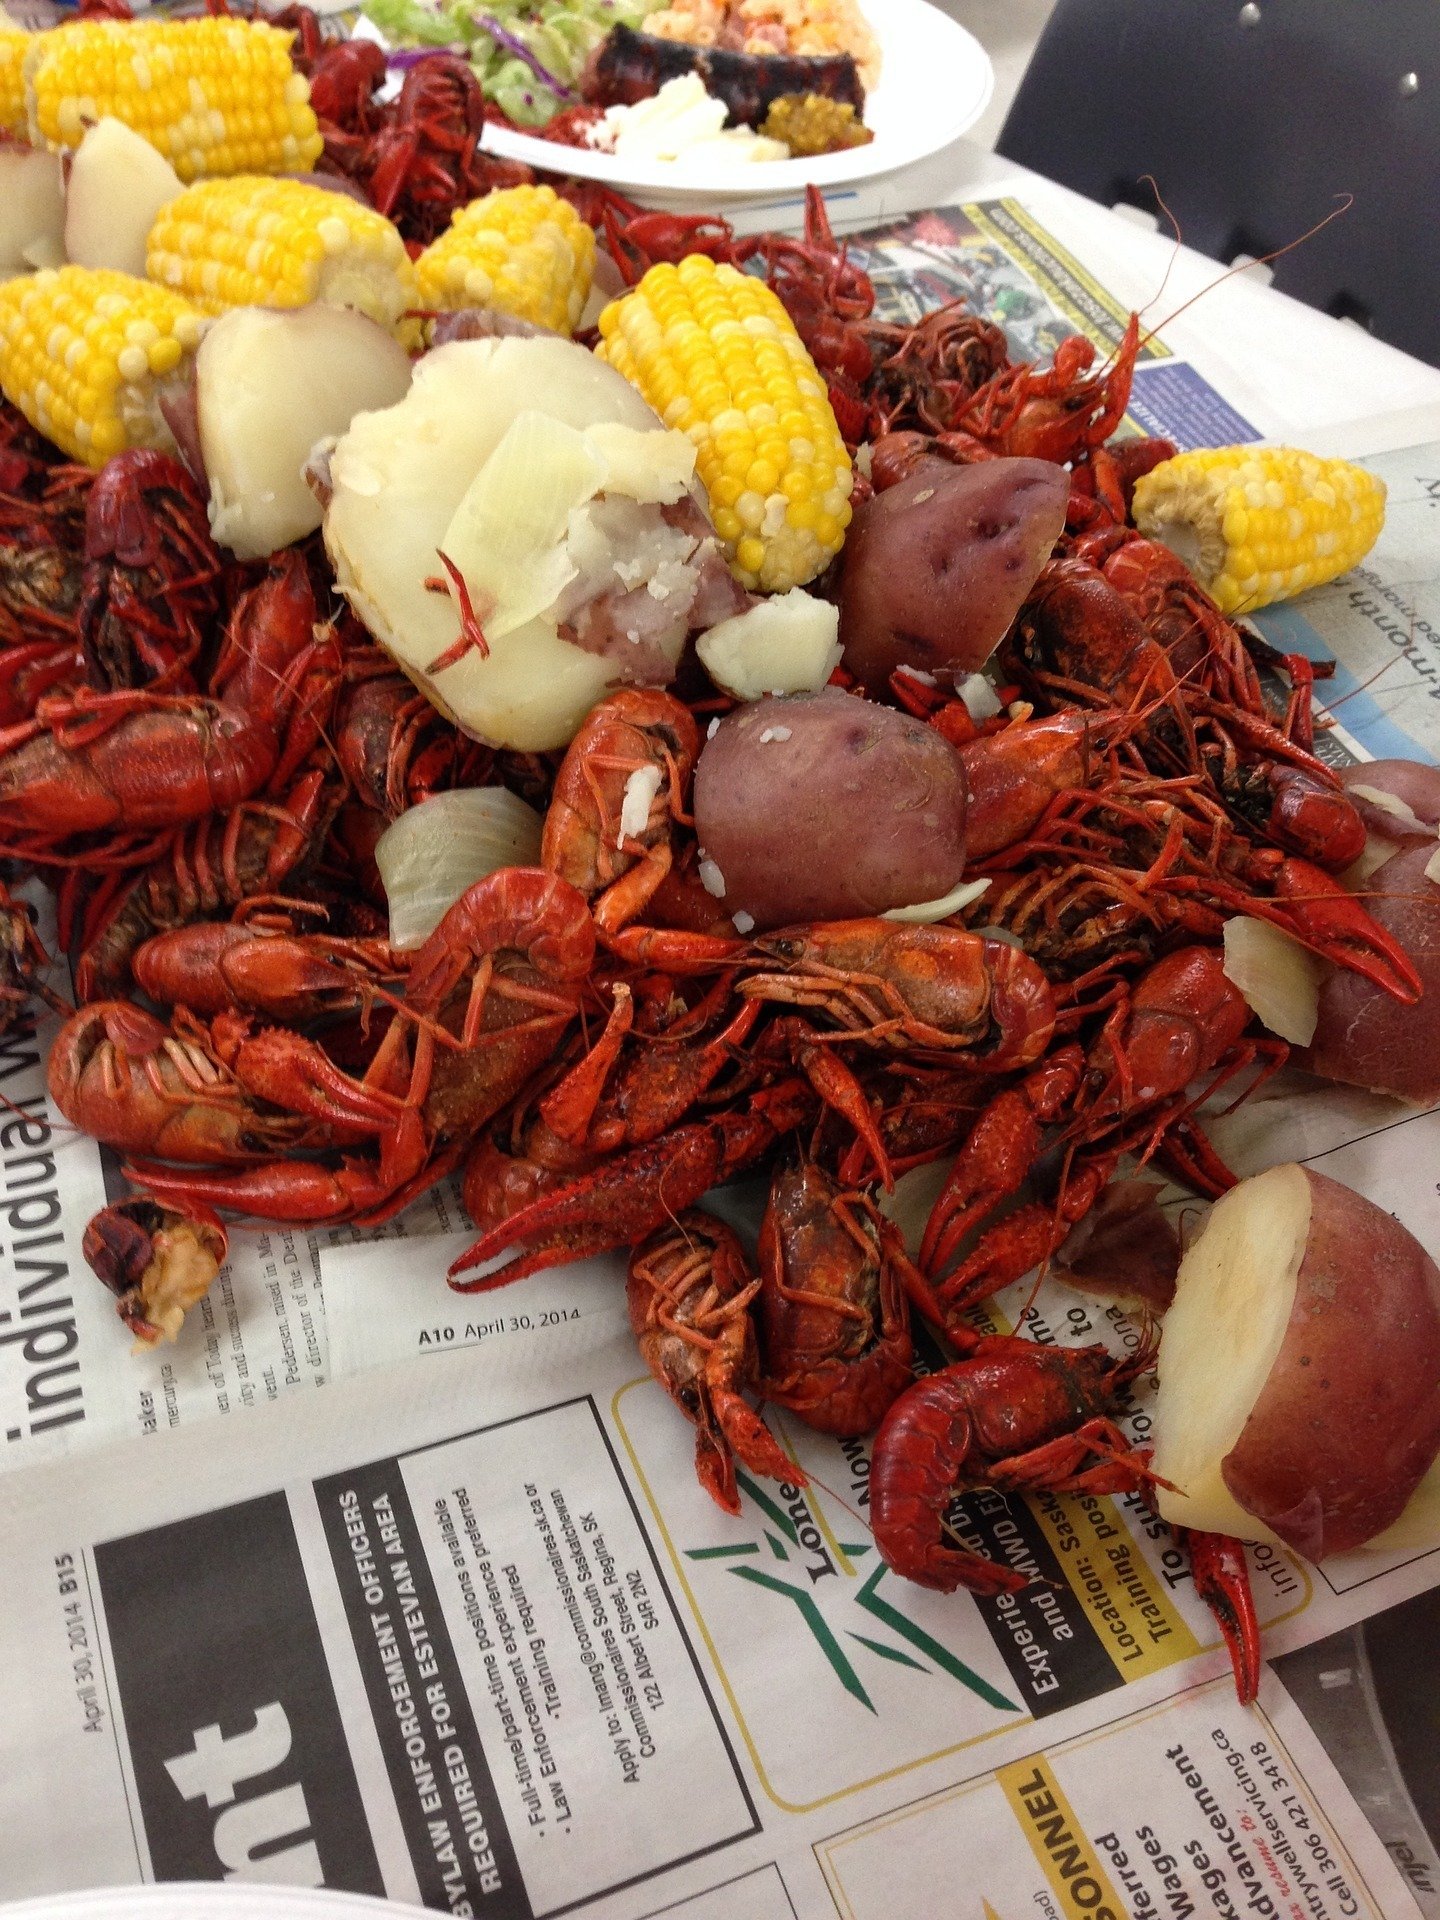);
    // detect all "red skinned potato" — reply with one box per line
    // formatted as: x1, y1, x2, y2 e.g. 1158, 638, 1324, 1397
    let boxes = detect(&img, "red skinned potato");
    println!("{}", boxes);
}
1154, 1163, 1440, 1559
1337, 759, 1440, 884
1301, 841, 1440, 1102
692, 688, 968, 930
1339, 758, 1440, 839
838, 457, 1068, 692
